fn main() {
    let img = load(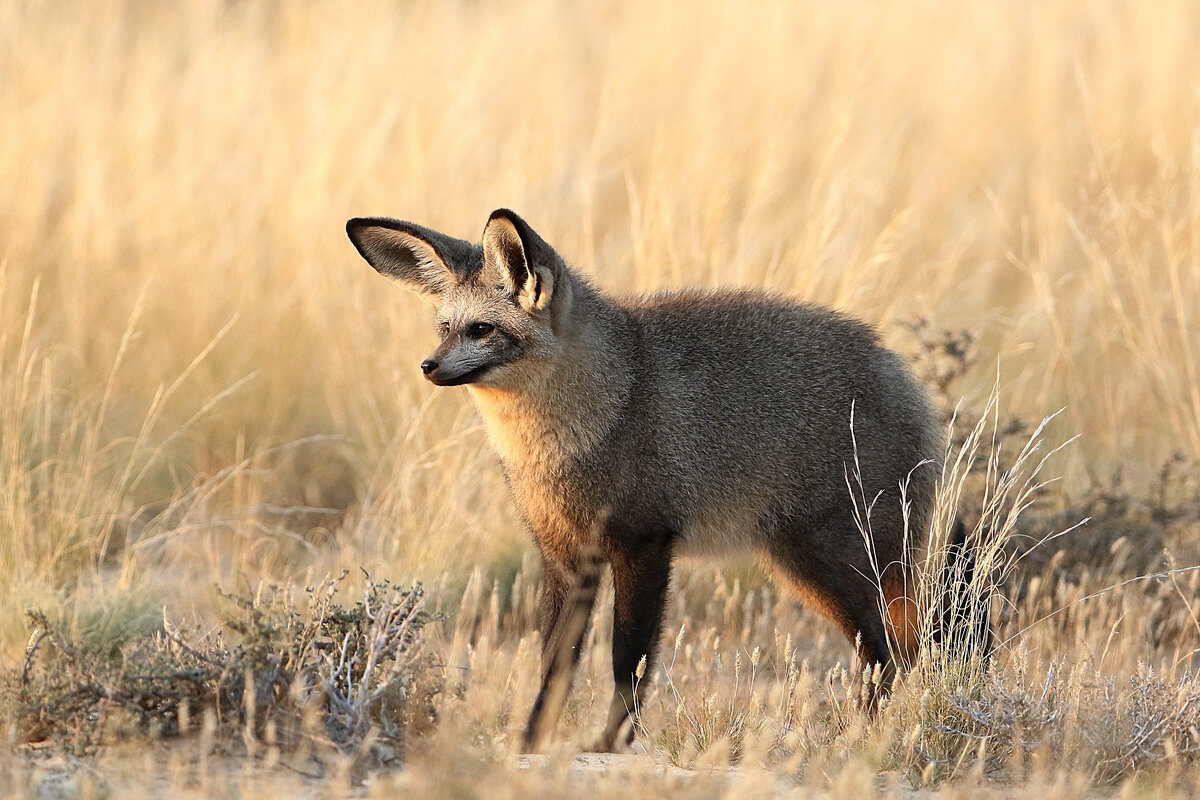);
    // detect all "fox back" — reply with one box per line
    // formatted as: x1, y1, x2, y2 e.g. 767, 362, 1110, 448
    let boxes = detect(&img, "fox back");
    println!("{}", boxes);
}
348, 208, 952, 752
